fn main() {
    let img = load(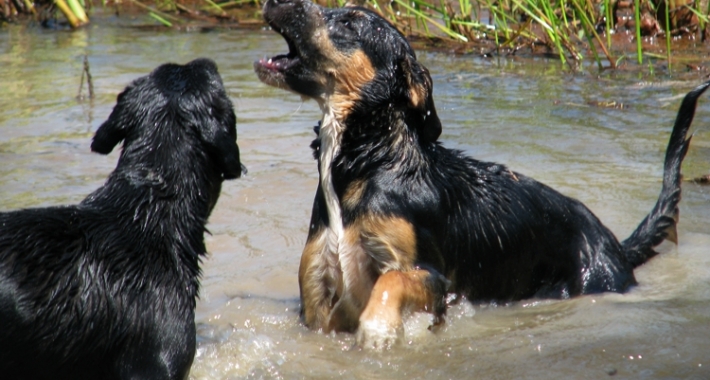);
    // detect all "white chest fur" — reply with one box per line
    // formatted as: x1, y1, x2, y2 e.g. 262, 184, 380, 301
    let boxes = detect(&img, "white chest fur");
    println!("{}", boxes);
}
316, 109, 376, 323
317, 107, 375, 319
318, 110, 345, 253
